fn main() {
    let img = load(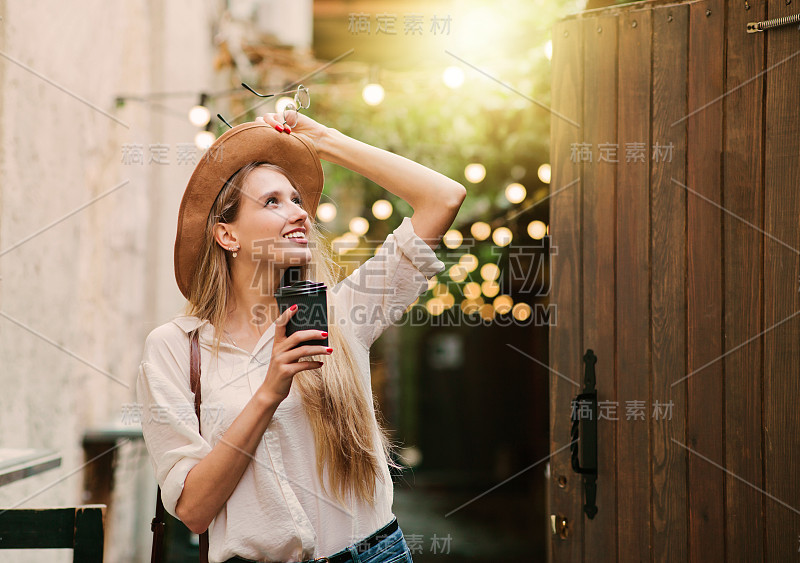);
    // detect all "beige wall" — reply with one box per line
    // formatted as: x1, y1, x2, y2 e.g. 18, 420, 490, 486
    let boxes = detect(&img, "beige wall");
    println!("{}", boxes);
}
0, 0, 219, 560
